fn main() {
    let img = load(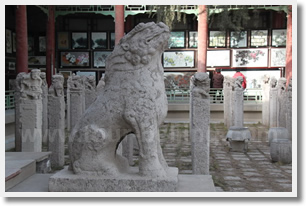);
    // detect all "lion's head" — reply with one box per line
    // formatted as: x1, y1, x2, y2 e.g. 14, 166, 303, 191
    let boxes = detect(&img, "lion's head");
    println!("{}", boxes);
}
106, 22, 170, 70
